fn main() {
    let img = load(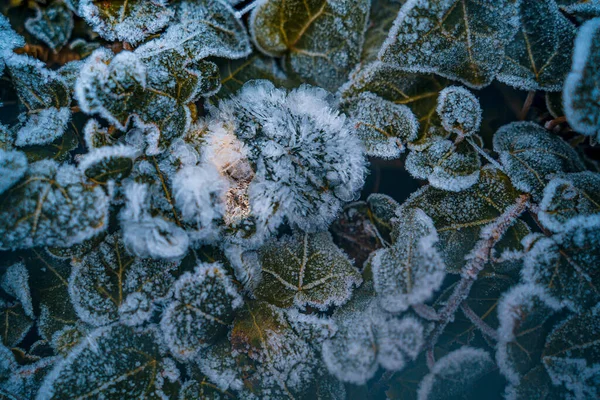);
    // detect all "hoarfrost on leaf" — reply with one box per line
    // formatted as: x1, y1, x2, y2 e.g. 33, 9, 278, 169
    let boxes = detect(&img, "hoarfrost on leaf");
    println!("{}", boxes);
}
15, 107, 71, 147
369, 208, 446, 313
77, 0, 173, 45
493, 121, 585, 200
563, 17, 600, 139
346, 91, 419, 159
254, 231, 362, 310
379, 0, 520, 89
436, 86, 482, 137
250, 0, 371, 91
1, 262, 34, 319
0, 149, 27, 195
0, 160, 109, 250
160, 262, 242, 360
78, 144, 138, 184
25, 1, 74, 52
417, 347, 495, 400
